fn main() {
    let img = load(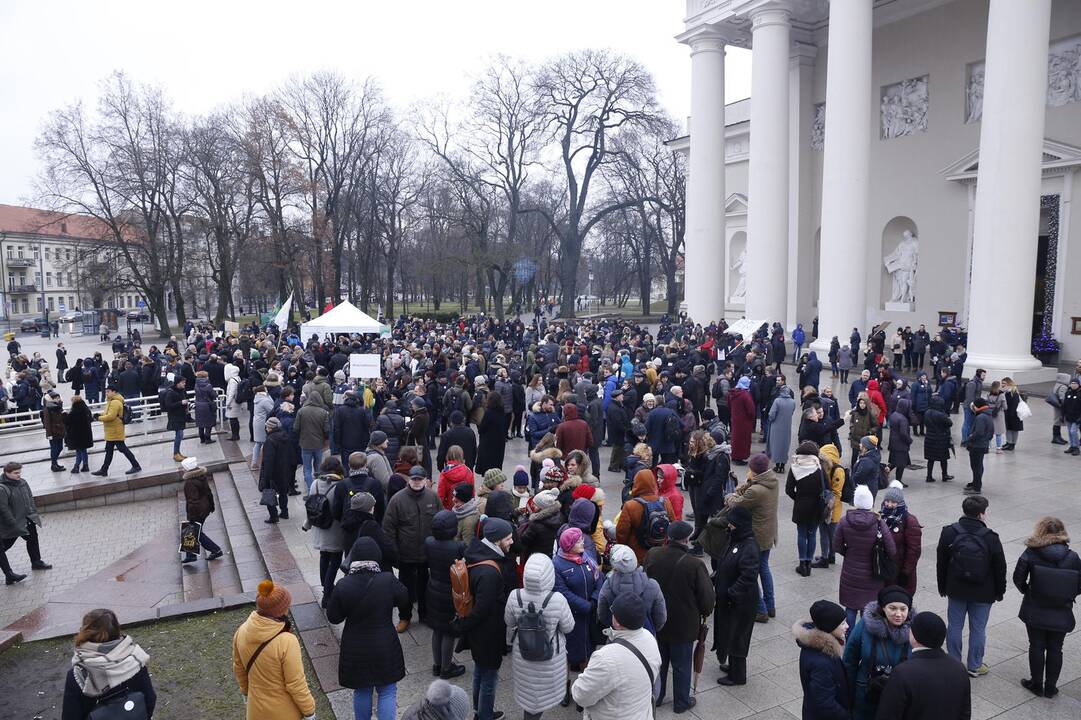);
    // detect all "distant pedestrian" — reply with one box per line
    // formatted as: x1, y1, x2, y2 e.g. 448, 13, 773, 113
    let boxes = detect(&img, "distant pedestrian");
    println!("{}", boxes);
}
41, 390, 67, 471
834, 485, 896, 629
90, 386, 141, 476
0, 461, 52, 584
62, 609, 157, 720
712, 505, 760, 686
180, 457, 224, 564
964, 398, 993, 495
63, 395, 94, 474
